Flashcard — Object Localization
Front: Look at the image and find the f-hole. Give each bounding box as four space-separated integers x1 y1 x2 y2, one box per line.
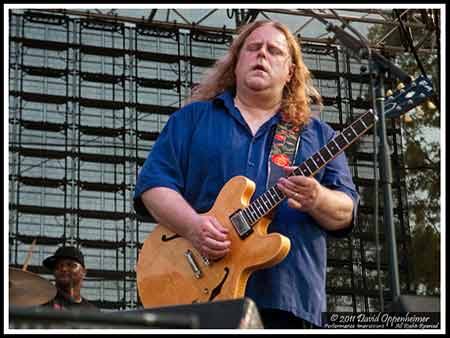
161 234 180 242
209 267 230 301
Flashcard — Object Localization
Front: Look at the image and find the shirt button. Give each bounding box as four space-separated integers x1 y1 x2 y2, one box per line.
248 162 254 167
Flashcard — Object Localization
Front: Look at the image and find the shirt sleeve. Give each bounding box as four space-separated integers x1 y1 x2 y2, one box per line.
133 104 194 220
319 125 360 238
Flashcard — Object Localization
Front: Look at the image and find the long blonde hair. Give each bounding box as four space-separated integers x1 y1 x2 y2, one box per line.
187 20 322 127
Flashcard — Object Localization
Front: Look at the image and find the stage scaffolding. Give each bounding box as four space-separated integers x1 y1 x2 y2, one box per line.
8 9 426 311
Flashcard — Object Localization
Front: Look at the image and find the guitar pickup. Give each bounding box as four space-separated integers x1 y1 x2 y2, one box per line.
230 210 253 239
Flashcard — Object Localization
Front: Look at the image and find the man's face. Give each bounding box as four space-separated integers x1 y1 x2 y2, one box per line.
54 258 85 288
235 24 294 94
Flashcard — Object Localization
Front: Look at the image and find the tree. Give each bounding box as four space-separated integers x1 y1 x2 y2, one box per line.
367 9 440 295
410 225 440 295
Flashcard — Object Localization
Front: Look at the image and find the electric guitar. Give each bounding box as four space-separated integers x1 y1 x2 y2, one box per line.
136 75 434 308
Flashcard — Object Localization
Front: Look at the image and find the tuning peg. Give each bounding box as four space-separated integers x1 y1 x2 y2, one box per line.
396 82 405 90
385 89 393 97
401 114 413 123
425 100 437 111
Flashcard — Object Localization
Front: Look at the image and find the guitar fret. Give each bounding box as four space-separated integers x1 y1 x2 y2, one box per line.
361 111 375 127
292 167 303 176
343 126 358 142
261 203 269 214
327 139 340 155
249 208 259 222
242 209 252 223
252 203 261 217
340 131 350 144
312 152 326 167
334 133 348 149
249 208 259 224
250 203 262 218
257 196 269 211
358 116 368 128
319 147 333 162
244 207 255 224
352 119 366 134
299 163 313 176
242 209 254 225
255 200 267 215
266 190 276 206
273 185 284 200
262 194 273 209
305 158 318 174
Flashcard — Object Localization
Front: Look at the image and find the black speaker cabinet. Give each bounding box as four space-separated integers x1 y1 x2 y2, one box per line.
9 298 263 329
389 295 440 312
127 298 263 329
9 306 199 329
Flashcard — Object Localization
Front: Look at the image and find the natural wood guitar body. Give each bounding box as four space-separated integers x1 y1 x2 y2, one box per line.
136 176 291 308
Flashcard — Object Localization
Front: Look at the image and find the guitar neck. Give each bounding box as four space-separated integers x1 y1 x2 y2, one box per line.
230 75 432 238
240 110 377 226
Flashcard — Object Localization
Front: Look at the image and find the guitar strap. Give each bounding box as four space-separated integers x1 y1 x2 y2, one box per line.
267 118 302 189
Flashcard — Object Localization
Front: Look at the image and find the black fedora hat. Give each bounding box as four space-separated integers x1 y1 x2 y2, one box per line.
43 246 85 271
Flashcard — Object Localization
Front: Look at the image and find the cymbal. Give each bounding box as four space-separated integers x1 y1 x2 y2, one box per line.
9 267 57 307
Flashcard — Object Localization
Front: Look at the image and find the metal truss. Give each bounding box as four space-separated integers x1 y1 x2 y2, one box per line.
39 8 439 55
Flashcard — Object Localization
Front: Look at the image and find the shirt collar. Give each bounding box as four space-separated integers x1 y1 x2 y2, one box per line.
214 90 282 133
213 90 238 118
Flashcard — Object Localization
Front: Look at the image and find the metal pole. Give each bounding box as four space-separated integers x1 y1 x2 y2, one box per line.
374 71 401 302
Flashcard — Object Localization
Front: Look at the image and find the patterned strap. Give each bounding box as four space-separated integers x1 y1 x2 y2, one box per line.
267 119 302 188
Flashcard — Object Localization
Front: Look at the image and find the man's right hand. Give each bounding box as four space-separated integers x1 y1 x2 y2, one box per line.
187 215 231 260
142 187 231 260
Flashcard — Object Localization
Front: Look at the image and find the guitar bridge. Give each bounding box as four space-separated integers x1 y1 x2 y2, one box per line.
184 249 202 279
230 210 253 239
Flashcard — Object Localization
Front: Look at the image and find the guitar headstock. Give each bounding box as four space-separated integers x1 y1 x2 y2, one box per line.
384 75 434 118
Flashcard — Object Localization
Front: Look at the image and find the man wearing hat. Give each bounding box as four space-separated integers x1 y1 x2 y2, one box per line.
42 246 98 311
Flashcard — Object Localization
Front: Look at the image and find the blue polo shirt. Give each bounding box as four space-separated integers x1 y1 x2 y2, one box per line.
134 90 359 327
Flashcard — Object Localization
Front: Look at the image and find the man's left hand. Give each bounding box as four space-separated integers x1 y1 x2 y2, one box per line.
276 166 324 212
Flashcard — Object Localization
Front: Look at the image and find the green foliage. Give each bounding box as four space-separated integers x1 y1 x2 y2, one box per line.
367 9 440 295
409 225 440 294
372 10 440 230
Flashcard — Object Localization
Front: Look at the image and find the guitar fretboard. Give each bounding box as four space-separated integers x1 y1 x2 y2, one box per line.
240 110 376 226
